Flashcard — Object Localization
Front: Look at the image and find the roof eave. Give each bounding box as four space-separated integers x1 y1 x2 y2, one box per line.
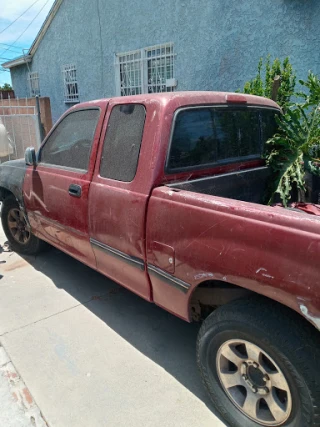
2 0 63 70
2 55 32 69
29 0 63 56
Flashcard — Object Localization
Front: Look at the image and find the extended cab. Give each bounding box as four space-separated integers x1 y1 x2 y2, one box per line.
1 92 319 427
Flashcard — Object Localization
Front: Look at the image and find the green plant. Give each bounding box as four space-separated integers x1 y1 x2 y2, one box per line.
266 72 320 206
0 83 12 91
242 56 296 109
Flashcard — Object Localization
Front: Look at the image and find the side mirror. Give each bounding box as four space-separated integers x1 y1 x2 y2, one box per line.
25 147 37 167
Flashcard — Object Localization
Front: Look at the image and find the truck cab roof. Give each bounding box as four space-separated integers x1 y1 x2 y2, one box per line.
70 91 280 112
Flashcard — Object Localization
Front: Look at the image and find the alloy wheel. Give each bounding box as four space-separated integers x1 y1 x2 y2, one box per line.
216 339 292 426
7 208 31 245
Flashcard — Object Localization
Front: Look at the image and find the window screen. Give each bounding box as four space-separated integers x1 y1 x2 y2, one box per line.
167 107 279 171
28 72 40 97
116 43 175 96
40 109 100 170
63 64 79 103
100 104 146 181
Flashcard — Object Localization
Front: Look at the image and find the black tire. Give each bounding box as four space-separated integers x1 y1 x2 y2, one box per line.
1 195 48 255
197 297 320 427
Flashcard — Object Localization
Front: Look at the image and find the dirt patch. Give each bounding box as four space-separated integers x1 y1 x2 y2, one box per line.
3 258 29 272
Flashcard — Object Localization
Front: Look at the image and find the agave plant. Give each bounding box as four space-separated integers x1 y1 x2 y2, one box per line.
242 56 296 109
266 72 320 206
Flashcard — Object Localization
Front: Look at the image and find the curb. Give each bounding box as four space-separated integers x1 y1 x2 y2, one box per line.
0 344 48 427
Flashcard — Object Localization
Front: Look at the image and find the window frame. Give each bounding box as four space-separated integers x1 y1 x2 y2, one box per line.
99 103 146 182
165 104 280 174
38 107 101 173
62 64 79 103
115 42 176 96
144 43 175 94
28 71 40 97
116 49 143 97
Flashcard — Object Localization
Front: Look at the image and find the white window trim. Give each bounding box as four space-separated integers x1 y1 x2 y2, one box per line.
115 42 177 96
62 64 79 103
115 49 142 97
28 71 40 97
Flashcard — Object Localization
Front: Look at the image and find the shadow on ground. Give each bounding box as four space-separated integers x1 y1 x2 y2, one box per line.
14 247 219 418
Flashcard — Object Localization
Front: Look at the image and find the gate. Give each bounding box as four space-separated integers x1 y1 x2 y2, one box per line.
0 95 42 162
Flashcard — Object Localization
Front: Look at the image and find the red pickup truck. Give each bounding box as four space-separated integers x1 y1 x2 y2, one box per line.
0 92 319 427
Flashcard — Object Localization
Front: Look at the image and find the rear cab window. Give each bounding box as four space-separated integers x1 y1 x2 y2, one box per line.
166 106 279 172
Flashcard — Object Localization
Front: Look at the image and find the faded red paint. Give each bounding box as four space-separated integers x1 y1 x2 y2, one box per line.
22 387 33 405
5 371 17 379
20 92 320 329
146 187 320 321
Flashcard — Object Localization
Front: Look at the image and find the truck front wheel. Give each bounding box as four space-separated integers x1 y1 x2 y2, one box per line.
1 195 47 255
197 297 320 427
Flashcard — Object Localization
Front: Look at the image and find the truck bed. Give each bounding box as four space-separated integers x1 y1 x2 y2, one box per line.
168 166 270 204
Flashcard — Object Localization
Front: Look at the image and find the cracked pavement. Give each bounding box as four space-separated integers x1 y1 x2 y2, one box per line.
0 225 226 427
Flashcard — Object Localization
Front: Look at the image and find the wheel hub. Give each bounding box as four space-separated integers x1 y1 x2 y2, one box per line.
216 339 292 426
17 221 25 231
241 361 270 395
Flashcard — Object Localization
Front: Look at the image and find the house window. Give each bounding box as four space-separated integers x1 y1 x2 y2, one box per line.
118 51 142 96
63 64 79 103
115 43 176 96
145 44 175 93
28 72 40 97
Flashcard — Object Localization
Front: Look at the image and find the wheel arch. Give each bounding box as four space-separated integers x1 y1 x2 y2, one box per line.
0 186 14 202
189 279 320 333
0 159 27 206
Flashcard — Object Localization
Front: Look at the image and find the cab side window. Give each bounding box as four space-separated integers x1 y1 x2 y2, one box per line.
100 104 146 182
40 109 100 171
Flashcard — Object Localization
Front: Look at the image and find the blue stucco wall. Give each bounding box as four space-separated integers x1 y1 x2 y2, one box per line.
9 0 320 123
10 64 29 99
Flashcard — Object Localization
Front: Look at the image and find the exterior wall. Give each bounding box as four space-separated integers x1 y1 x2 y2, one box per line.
9 0 320 123
10 64 29 99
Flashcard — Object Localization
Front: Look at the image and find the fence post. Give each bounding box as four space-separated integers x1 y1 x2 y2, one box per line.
271 75 281 102
35 96 45 143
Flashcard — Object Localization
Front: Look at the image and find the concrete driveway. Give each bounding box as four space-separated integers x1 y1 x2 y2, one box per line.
0 225 226 427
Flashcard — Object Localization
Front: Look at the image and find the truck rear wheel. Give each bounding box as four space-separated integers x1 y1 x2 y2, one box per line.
1 195 47 255
197 297 320 427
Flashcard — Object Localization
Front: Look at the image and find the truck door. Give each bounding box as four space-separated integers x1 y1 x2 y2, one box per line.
88 102 152 300
24 107 105 267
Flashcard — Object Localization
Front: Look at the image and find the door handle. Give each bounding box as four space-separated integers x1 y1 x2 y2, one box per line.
68 184 82 198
